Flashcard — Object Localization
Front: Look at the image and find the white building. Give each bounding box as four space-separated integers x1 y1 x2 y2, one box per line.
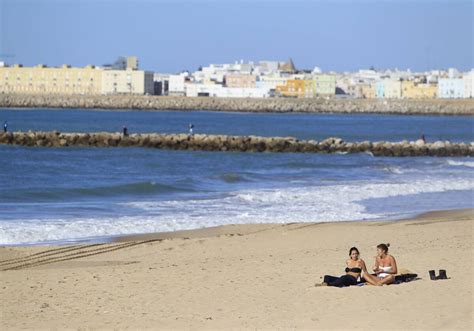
168 73 189 96
463 70 474 98
253 61 280 75
356 69 381 81
257 75 288 90
383 79 402 99
448 68 462 79
218 87 270 98
438 78 464 98
186 83 270 98
185 83 223 97
195 61 254 84
383 69 412 82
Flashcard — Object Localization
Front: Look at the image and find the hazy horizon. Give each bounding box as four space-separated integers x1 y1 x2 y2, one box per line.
1 0 472 73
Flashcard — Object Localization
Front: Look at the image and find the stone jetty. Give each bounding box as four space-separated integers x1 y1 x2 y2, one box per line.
1 94 474 115
1 131 472 157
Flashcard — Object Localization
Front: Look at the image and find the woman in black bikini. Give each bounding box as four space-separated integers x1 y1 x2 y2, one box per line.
316 247 375 287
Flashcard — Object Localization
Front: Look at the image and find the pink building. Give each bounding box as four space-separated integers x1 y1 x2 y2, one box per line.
224 74 257 88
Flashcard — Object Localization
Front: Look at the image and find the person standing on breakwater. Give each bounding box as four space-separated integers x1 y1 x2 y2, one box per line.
3 121 7 133
421 134 426 143
123 125 128 137
188 123 194 137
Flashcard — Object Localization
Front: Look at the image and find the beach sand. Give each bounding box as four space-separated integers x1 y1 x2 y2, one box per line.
1 209 472 330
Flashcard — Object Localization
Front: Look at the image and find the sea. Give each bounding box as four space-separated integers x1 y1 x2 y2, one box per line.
0 108 473 245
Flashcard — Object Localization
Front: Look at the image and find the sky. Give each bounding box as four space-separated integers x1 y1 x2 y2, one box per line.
1 0 472 73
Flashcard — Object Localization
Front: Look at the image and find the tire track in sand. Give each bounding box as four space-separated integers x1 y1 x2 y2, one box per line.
1 240 163 271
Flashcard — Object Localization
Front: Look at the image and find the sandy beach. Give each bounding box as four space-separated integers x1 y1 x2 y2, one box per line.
1 209 472 330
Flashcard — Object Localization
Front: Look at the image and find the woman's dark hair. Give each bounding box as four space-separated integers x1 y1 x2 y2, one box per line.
349 247 360 256
377 243 390 253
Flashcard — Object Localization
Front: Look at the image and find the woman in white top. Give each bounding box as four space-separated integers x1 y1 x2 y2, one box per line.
372 243 398 285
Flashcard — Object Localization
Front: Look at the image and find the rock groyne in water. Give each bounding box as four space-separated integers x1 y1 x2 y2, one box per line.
1 94 474 115
1 131 472 157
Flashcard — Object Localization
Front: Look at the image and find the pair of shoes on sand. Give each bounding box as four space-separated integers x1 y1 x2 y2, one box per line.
429 269 448 280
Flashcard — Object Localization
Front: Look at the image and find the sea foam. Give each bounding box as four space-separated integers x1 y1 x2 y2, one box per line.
1 177 473 245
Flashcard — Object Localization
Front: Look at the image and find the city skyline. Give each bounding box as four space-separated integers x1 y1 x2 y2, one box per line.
1 0 472 73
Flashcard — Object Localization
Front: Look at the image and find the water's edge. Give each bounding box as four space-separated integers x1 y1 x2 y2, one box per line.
3 207 471 247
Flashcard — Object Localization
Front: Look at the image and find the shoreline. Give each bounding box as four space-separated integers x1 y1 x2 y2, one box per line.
1 94 474 115
4 106 474 118
1 208 472 329
2 208 471 247
112 207 473 242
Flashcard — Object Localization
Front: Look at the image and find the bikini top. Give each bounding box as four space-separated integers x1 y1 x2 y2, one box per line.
345 267 362 273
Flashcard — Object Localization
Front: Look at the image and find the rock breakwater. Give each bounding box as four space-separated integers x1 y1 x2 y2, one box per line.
1 131 472 157
1 94 474 115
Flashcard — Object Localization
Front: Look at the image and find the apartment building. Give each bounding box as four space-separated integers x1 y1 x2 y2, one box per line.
0 58 153 95
438 78 464 98
224 74 257 88
401 81 437 99
314 74 336 95
463 70 474 98
348 83 376 99
101 69 154 95
0 64 103 94
168 73 189 96
276 79 305 98
375 79 402 99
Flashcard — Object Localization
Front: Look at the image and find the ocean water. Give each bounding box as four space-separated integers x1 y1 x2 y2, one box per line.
0 109 473 245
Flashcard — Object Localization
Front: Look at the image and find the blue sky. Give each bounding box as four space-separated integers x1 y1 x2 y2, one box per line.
1 0 472 73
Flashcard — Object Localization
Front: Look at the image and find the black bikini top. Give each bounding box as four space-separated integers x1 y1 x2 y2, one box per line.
345 267 362 273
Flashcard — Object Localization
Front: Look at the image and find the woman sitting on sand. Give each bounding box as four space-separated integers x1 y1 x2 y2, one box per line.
317 247 373 287
370 243 398 285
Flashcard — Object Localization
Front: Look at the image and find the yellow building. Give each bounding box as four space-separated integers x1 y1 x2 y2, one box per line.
401 81 437 99
360 83 376 99
304 80 317 98
348 83 376 98
0 64 154 95
302 76 337 98
0 64 102 94
101 69 154 95
126 56 138 70
276 79 306 97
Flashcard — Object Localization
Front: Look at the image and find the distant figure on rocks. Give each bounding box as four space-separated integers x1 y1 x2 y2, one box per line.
421 134 426 143
123 126 128 137
3 121 7 133
188 123 194 137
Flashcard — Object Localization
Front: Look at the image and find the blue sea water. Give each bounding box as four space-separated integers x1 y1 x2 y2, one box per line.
0 109 473 245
